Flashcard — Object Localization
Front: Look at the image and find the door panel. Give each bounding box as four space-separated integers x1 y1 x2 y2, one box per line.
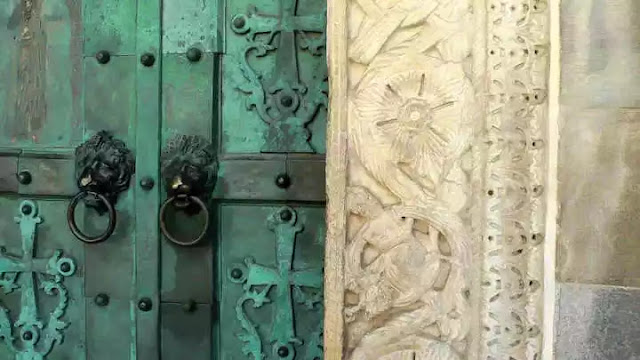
221 0 327 153
218 205 324 360
1 1 139 359
161 302 213 360
0 0 326 358
83 0 137 56
0 198 87 360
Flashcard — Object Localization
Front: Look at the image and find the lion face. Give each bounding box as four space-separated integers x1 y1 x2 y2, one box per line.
160 135 217 201
75 131 135 212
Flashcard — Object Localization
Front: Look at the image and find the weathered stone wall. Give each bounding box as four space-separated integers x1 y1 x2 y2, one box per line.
555 1 640 358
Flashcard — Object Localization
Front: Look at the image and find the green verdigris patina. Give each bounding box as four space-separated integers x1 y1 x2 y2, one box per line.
230 0 327 153
0 201 76 360
0 0 327 357
230 207 323 360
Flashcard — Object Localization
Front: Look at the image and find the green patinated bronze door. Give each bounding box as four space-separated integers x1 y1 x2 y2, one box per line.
0 0 326 359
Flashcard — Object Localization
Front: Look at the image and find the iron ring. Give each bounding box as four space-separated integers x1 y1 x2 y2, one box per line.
159 195 209 246
67 191 117 244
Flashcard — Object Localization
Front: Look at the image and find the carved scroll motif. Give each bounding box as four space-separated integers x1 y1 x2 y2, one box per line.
482 1 548 359
344 1 475 359
331 0 549 359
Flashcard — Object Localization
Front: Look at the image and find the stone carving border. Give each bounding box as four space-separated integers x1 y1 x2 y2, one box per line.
325 0 550 359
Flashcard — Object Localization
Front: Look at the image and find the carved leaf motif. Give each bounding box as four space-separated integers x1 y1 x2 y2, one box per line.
335 0 548 357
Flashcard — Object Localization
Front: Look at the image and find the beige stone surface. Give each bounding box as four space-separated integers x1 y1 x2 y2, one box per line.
558 109 640 286
557 0 640 287
325 0 550 359
560 0 640 108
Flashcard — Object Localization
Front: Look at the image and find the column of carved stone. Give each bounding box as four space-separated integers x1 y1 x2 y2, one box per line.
481 1 548 359
325 0 550 359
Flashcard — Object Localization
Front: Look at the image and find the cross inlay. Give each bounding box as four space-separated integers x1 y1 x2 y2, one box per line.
230 207 322 360
0 200 76 360
231 0 327 153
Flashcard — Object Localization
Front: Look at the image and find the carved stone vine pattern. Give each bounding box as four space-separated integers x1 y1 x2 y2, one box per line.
0 201 76 359
230 0 328 153
340 0 549 359
344 0 475 359
482 1 548 359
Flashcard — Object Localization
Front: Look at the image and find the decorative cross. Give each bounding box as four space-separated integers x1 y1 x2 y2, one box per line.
231 0 327 153
0 200 76 360
230 207 323 360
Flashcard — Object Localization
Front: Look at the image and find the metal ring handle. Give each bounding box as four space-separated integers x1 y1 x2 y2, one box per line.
67 191 117 244
159 195 209 246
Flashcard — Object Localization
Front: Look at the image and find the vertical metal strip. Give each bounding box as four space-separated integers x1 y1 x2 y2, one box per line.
134 0 162 358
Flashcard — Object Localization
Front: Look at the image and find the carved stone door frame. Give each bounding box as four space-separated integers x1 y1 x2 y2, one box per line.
324 0 559 359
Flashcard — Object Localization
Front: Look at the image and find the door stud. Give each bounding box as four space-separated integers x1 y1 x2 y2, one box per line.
275 173 291 189
95 50 111 64
140 53 155 67
140 176 155 190
138 298 152 312
94 293 110 307
17 170 32 185
186 47 202 62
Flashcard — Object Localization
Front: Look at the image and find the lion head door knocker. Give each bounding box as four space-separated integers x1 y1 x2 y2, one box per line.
159 134 217 246
67 131 135 243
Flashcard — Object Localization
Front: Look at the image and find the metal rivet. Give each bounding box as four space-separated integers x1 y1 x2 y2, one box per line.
17 171 32 185
182 300 197 313
140 177 155 190
231 268 243 279
279 209 292 222
277 346 289 357
96 50 111 64
138 297 152 312
275 173 291 189
186 47 202 62
60 262 71 273
22 331 33 341
140 53 155 67
21 204 32 215
280 95 294 108
94 293 110 307
232 16 246 29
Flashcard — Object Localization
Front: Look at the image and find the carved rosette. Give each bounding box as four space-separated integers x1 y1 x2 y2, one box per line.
326 0 549 359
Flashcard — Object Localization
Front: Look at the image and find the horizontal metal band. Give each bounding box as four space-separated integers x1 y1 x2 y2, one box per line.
213 158 326 202
0 154 326 202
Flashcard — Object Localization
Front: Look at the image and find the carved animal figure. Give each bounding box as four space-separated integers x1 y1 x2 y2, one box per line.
160 134 218 201
74 131 135 212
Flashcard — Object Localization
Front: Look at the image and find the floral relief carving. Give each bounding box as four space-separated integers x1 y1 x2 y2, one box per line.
343 0 476 359
330 0 549 358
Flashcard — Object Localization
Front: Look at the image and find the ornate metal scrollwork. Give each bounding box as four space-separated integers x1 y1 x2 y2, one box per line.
67 131 135 243
229 207 323 360
0 200 76 359
159 134 217 246
230 0 328 153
